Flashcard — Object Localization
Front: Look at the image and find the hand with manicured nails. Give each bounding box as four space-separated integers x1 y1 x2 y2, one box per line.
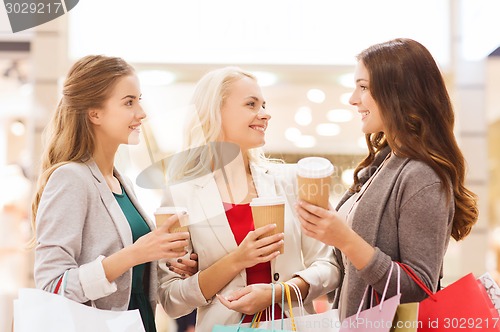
217 283 274 315
295 200 352 248
296 199 375 270
229 224 284 271
165 253 199 278
102 214 190 283
218 276 310 316
132 213 190 264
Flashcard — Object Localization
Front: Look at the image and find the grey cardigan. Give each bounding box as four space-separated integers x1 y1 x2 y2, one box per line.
34 160 158 311
333 151 454 318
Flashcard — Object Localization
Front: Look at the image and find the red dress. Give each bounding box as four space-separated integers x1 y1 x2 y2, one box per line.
224 202 283 323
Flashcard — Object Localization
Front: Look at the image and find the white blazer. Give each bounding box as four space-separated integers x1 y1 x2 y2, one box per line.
158 162 340 332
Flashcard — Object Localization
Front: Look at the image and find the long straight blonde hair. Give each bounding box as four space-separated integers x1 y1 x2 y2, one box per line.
29 55 134 247
168 66 273 183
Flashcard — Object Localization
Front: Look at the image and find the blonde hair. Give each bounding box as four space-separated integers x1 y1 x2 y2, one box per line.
29 55 134 247
168 66 272 183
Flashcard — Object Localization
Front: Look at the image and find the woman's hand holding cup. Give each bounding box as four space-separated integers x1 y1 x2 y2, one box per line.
132 213 189 264
230 224 284 271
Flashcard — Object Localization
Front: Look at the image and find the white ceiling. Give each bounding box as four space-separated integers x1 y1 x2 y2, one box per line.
135 63 366 156
68 0 452 66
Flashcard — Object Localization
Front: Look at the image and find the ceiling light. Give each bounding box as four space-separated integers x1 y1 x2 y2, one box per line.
338 73 355 88
252 71 278 87
357 136 367 149
137 70 175 86
19 83 33 96
327 109 354 123
285 127 302 142
10 120 25 137
340 92 352 106
294 135 316 148
341 168 355 186
10 120 26 136
316 123 340 136
294 106 312 126
307 89 325 104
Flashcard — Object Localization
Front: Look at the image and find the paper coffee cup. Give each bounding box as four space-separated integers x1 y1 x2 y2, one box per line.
250 196 285 254
297 157 334 209
154 206 188 252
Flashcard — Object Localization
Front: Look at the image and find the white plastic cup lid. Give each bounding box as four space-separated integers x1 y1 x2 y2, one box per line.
154 206 188 215
297 157 334 178
249 196 286 207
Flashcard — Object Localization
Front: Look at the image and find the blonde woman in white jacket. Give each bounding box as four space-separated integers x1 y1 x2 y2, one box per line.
158 66 341 331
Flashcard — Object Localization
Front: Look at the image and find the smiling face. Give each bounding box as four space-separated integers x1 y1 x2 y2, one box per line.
349 61 385 134
219 76 270 151
90 74 146 146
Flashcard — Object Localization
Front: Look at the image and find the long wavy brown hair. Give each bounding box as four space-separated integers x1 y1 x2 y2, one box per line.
29 55 134 247
352 38 478 241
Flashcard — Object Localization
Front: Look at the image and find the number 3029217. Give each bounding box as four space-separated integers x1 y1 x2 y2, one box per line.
5 2 63 14
443 317 499 329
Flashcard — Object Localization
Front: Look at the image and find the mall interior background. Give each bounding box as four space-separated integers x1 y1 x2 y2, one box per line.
1 0 500 330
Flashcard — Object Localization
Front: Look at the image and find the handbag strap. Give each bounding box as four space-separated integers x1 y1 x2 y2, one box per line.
279 282 285 330
372 262 403 306
271 283 276 331
282 282 297 331
53 270 97 307
249 311 262 328
52 277 63 294
250 282 286 329
287 282 305 317
396 262 438 301
396 262 401 295
379 262 398 309
53 270 69 297
356 262 395 318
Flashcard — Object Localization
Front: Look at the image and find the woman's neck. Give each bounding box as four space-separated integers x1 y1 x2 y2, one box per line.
92 142 118 177
93 143 123 194
241 149 250 174
214 149 256 204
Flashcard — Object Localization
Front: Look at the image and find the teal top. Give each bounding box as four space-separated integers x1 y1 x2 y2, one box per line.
113 185 157 332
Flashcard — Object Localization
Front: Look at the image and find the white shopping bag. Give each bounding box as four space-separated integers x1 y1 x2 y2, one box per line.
240 282 341 332
478 272 500 316
248 309 341 332
13 288 145 332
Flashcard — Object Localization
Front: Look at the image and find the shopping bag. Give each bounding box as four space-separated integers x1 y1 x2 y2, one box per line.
13 288 145 332
390 302 419 332
397 262 500 332
478 272 500 316
341 262 401 332
212 324 289 332
212 283 294 332
286 282 341 332
248 282 341 332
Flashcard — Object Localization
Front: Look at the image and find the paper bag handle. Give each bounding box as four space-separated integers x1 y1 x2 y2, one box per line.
286 282 305 317
248 282 287 330
356 261 397 318
281 282 297 331
396 261 438 301
52 270 68 297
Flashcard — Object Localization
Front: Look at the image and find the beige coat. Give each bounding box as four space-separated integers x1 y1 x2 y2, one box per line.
34 160 158 311
158 162 341 332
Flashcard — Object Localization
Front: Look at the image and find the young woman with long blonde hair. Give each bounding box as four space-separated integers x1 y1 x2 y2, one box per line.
32 55 191 332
